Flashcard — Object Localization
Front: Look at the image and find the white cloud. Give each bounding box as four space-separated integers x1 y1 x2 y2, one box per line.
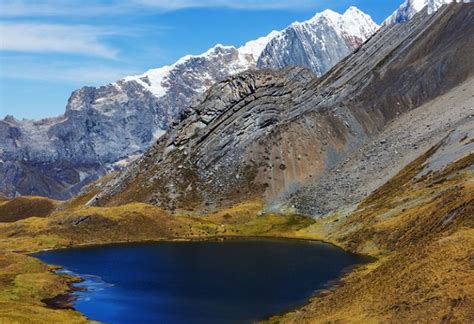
0 0 323 17
0 56 138 84
0 0 129 17
0 23 119 59
134 0 320 10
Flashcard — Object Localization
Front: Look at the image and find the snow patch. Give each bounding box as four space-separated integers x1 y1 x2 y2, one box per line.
123 44 243 98
78 171 89 182
306 6 379 40
112 154 142 169
238 30 280 60
153 128 166 140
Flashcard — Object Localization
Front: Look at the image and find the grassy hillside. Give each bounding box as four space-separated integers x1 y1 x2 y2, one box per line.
0 197 58 223
267 151 474 323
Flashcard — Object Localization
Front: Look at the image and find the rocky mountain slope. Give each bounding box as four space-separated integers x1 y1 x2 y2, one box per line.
0 45 260 200
290 76 474 216
91 3 473 213
0 7 378 200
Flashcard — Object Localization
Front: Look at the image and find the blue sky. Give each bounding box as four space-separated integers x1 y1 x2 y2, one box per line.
0 0 402 120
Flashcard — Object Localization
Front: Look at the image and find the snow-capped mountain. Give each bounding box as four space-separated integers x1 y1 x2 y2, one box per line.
384 0 471 25
121 42 266 104
257 7 379 76
0 6 378 199
0 44 264 199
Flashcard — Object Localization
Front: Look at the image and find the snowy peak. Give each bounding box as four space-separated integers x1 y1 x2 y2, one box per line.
384 0 471 25
307 6 379 34
121 7 378 99
122 6 378 99
257 6 379 76
341 6 381 38
384 0 433 24
306 9 340 23
122 34 281 100
290 6 379 46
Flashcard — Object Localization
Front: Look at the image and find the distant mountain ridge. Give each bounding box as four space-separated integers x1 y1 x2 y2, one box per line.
0 6 379 199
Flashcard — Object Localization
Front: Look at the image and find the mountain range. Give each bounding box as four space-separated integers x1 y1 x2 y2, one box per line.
0 6 379 199
1 1 469 200
90 2 473 214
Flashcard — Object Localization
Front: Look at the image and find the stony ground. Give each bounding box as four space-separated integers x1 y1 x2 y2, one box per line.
290 77 474 216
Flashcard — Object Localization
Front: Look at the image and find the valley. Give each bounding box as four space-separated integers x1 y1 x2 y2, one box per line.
0 1 472 323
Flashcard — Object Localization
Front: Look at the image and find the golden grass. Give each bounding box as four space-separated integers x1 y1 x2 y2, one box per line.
0 252 90 323
0 199 316 253
0 197 317 323
267 151 474 323
0 196 58 223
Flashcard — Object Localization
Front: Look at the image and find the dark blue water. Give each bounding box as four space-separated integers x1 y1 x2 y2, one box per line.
33 239 366 323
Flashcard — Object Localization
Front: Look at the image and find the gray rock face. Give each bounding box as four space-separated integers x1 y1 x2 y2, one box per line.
257 7 379 76
91 66 319 210
0 7 378 199
92 4 474 213
0 80 160 199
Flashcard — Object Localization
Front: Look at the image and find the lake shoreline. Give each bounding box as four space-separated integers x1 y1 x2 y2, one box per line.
29 234 348 254
33 235 374 322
